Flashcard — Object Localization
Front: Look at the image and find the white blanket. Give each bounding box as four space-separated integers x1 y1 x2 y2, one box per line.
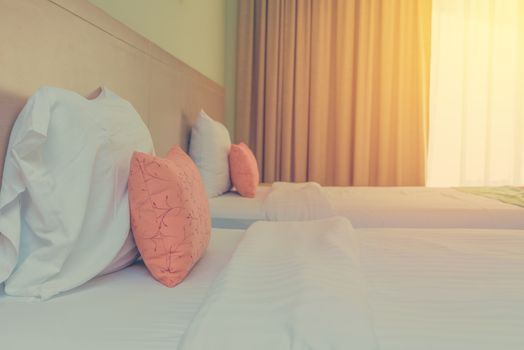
179 217 377 350
263 182 335 221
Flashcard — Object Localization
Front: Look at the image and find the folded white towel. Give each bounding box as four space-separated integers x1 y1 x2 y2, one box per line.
263 181 336 221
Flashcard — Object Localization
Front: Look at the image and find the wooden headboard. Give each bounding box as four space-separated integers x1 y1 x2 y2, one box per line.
0 0 224 184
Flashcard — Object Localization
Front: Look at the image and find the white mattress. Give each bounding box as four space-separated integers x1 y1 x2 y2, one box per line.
0 229 244 350
209 186 524 229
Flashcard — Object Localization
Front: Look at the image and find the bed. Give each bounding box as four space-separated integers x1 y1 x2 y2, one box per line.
0 229 244 350
2 1 523 349
210 185 524 229
2 221 523 349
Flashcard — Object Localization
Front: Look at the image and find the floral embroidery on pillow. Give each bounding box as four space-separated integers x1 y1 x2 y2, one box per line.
128 147 211 287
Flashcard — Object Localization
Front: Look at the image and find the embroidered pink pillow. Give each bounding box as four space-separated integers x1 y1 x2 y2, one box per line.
229 143 259 198
128 146 211 287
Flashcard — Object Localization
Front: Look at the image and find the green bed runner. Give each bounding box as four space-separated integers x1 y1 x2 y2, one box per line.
456 186 524 208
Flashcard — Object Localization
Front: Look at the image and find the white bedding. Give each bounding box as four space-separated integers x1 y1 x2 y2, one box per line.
182 219 524 349
209 185 524 229
179 218 376 350
2 223 523 349
0 86 154 298
359 227 524 349
0 229 244 350
210 186 270 229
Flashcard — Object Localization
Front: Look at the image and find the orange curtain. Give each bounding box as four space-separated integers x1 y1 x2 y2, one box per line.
235 0 432 186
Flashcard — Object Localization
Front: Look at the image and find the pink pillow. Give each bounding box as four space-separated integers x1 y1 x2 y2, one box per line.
229 143 259 198
128 146 211 287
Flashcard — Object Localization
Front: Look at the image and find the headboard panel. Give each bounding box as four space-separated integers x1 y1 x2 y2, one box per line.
0 0 224 183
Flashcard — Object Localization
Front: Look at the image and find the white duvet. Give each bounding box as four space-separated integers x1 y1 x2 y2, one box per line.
180 219 524 350
179 218 377 350
1 217 523 349
0 86 154 299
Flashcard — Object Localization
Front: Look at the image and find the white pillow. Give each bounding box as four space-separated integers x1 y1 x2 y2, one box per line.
0 86 154 299
189 110 231 198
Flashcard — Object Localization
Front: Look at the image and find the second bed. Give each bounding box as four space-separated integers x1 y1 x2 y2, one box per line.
210 185 524 229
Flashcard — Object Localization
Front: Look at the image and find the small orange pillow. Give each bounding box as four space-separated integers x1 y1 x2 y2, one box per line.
128 146 211 287
229 143 259 198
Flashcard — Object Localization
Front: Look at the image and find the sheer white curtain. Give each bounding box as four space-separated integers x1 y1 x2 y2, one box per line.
427 0 524 186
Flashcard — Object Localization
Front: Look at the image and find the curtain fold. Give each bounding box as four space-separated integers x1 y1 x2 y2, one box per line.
427 0 524 186
236 0 432 186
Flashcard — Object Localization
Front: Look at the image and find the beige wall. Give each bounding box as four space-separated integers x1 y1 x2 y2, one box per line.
89 0 226 86
224 0 238 140
0 0 225 183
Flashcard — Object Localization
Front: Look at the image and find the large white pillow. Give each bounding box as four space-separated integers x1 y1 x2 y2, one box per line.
189 110 231 198
0 86 154 299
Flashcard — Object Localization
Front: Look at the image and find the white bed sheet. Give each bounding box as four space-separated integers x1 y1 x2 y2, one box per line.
0 229 244 350
358 227 524 349
2 223 523 349
209 186 524 229
209 186 270 229
184 222 524 349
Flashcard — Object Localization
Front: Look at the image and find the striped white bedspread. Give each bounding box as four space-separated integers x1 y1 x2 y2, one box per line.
179 217 378 350
180 220 524 349
358 228 524 350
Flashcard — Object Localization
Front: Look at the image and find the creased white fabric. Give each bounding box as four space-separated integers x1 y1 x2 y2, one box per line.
0 86 153 299
263 182 335 221
179 217 377 350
